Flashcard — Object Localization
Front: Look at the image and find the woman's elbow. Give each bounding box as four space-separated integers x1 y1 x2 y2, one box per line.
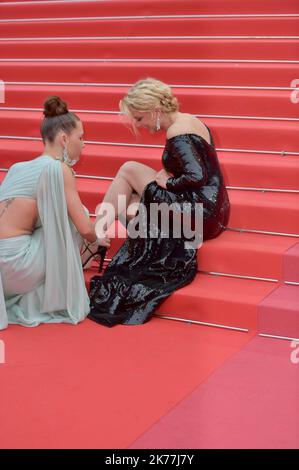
190 175 207 188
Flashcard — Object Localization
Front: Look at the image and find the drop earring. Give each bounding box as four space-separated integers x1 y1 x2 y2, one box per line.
62 145 76 168
156 116 161 132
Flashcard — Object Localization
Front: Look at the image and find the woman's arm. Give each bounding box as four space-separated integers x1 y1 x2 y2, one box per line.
62 163 97 243
165 135 208 192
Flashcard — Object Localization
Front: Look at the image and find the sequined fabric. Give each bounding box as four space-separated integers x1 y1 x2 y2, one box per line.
88 130 230 327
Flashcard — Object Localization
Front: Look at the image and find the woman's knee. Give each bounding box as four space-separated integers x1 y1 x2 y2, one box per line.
117 161 138 179
117 161 157 193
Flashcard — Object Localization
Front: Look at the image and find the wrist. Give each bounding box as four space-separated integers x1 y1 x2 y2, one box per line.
84 233 97 245
89 237 103 247
166 177 173 189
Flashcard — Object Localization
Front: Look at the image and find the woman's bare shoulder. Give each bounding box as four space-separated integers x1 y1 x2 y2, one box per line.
166 114 210 143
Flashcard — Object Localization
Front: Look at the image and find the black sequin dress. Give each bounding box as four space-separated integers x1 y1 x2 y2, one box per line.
88 128 230 327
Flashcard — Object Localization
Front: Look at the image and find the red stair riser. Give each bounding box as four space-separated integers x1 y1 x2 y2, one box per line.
1 62 298 87
1 18 299 38
1 0 299 20
0 39 298 60
0 112 297 152
2 86 297 118
1 141 299 190
258 284 299 338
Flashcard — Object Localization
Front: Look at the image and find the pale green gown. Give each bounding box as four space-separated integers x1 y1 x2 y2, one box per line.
0 155 90 330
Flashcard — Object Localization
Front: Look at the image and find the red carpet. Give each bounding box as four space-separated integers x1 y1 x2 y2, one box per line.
130 336 299 449
0 319 252 448
0 0 298 448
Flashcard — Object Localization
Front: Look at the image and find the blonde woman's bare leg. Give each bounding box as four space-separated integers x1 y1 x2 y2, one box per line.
118 191 141 226
95 162 157 235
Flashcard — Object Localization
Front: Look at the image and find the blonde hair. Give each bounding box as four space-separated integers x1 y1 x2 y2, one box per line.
119 77 179 115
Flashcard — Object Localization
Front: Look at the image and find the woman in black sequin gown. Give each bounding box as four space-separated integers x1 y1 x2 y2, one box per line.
88 78 230 327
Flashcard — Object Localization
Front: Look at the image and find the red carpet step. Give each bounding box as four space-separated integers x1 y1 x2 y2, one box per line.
258 284 299 339
1 61 298 88
2 84 297 118
1 0 299 20
284 242 299 283
1 39 298 61
1 139 299 190
84 267 276 331
1 17 299 38
0 110 297 152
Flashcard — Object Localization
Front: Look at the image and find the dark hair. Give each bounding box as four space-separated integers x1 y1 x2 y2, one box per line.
40 96 80 143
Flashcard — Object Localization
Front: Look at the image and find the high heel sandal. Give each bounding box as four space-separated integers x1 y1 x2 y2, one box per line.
82 243 107 273
95 245 108 273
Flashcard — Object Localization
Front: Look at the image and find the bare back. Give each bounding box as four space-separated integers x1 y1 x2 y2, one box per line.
0 156 95 243
0 198 38 238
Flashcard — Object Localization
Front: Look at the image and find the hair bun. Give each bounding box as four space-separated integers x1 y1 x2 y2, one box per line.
43 96 68 118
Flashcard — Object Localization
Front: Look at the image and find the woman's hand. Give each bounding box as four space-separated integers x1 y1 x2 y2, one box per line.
94 218 111 248
96 233 111 248
155 169 171 189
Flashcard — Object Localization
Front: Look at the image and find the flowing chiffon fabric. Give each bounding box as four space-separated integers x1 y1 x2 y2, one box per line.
0 156 90 329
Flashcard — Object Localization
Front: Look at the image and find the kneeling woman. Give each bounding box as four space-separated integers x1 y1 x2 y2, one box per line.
0 96 109 330
89 78 230 327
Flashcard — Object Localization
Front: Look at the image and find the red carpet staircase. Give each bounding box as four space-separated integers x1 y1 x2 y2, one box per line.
0 0 298 337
